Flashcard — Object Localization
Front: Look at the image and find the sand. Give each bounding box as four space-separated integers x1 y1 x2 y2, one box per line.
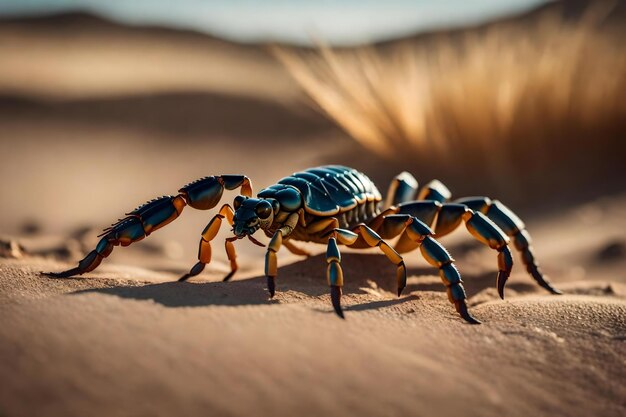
1 193 625 417
1 8 625 417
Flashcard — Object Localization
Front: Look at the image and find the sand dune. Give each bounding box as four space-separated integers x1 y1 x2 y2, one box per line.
0 91 333 140
1 241 625 417
1 3 625 417
0 12 297 101
2 192 625 417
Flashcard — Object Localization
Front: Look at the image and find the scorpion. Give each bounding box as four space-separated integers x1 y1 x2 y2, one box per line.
46 165 560 323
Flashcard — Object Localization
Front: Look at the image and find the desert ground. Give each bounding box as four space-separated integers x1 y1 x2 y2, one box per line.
1 4 625 417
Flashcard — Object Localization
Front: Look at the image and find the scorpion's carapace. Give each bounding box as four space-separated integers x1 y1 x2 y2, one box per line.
45 165 561 323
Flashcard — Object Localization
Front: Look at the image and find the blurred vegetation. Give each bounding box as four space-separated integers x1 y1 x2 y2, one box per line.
275 1 626 208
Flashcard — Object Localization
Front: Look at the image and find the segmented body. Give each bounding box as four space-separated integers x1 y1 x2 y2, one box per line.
259 165 382 243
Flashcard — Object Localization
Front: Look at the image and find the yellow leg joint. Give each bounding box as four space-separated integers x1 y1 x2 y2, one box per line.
225 239 238 276
379 241 403 264
327 261 344 287
265 250 277 277
268 230 283 252
218 204 235 224
198 239 212 263
172 195 187 214
225 239 236 262
241 179 253 197
202 216 223 241
335 229 359 245
358 225 383 247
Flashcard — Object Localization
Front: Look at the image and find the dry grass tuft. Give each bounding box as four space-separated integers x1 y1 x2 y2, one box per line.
273 2 626 199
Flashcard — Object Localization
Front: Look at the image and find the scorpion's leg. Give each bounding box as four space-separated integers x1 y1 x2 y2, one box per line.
46 174 252 278
417 179 452 203
419 234 480 324
431 203 514 299
325 230 359 318
410 195 558 296
300 217 352 316
301 217 359 317
455 197 560 294
413 178 558 294
178 204 238 282
367 213 480 324
384 171 419 208
350 224 408 297
389 198 527 298
265 212 300 297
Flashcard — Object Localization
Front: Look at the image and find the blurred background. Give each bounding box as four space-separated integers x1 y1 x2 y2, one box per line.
0 0 624 268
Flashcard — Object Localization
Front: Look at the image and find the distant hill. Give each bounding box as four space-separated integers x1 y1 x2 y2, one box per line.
1 0 622 101
373 0 625 49
1 0 624 50
0 9 297 101
0 10 253 49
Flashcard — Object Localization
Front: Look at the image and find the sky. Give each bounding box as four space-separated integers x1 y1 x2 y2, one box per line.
0 0 549 45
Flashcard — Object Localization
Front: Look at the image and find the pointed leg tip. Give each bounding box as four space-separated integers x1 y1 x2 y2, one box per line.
42 270 74 279
540 280 562 295
545 284 562 295
459 307 482 324
496 272 508 300
266 276 276 298
455 300 481 324
330 285 344 319
178 275 190 282
222 272 235 282
532 271 561 295
397 287 405 297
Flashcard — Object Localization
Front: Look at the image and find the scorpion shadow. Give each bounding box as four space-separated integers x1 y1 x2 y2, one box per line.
72 252 537 310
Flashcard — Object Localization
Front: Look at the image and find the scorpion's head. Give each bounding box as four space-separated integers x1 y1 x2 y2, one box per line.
232 196 278 237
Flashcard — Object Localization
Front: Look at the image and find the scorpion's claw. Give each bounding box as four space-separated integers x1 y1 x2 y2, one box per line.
454 300 481 325
267 276 275 298
330 285 345 319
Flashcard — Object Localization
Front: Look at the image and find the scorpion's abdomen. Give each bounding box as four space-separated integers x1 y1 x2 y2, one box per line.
274 165 382 217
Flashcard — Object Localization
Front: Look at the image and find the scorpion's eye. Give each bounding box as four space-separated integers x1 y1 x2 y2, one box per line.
255 201 273 219
233 195 246 209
